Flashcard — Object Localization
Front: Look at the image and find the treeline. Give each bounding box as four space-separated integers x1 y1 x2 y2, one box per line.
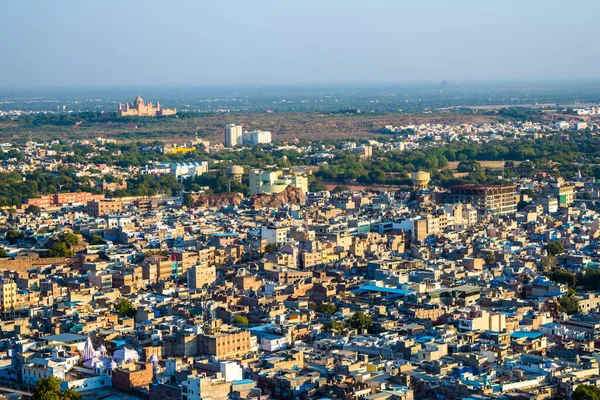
0 170 101 207
494 107 543 122
546 268 600 291
316 133 600 186
6 111 184 127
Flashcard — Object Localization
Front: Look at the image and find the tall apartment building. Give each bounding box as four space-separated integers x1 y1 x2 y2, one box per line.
224 124 243 147
449 184 517 216
551 184 575 207
0 279 18 311
249 169 308 195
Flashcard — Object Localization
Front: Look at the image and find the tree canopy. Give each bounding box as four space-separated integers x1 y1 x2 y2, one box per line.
32 376 82 400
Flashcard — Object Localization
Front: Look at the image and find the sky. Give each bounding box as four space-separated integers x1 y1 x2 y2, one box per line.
1 0 599 88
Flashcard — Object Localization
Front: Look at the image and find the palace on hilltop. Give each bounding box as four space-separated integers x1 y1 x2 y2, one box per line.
117 95 176 117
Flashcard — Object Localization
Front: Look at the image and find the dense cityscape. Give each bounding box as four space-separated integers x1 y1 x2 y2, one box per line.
0 92 599 400
3 1 600 400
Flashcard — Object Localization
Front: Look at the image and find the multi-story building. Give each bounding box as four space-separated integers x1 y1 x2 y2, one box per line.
224 124 243 147
550 184 575 206
249 169 308 195
182 373 232 400
458 307 507 332
261 225 290 245
25 192 105 208
449 184 517 216
86 199 123 217
0 279 17 311
243 130 272 145
354 145 373 159
187 264 217 290
112 363 153 392
198 329 252 359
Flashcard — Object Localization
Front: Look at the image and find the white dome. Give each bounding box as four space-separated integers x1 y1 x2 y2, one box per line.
113 347 139 364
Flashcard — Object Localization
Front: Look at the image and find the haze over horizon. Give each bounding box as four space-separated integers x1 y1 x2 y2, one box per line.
2 0 599 89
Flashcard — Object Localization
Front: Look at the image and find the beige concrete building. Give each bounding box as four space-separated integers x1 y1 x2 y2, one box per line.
86 199 123 217
458 307 506 332
187 264 217 289
198 329 252 359
249 169 308 195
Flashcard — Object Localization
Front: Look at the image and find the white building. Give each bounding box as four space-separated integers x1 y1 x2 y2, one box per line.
224 124 243 147
219 361 243 382
261 225 290 245
243 130 272 145
22 358 66 386
171 162 209 180
258 335 288 352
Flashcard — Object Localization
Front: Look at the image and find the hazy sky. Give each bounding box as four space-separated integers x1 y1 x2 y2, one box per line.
1 0 598 88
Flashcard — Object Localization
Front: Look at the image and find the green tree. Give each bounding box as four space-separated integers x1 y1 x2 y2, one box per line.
573 384 600 400
308 178 328 192
183 194 195 208
25 205 41 215
264 243 279 254
317 303 338 315
49 241 73 257
348 311 373 332
5 228 25 245
541 256 556 270
547 241 565 256
232 315 249 325
546 268 577 287
331 185 351 194
115 299 136 317
484 251 496 265
0 247 7 258
61 233 79 248
89 234 104 246
558 293 579 315
517 200 530 210
325 320 345 335
33 376 82 400
47 233 80 257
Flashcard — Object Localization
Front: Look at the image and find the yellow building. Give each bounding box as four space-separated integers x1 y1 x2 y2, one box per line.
118 95 176 117
0 279 17 311
249 169 308 195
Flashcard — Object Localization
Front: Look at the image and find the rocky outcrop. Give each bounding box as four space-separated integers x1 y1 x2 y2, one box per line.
250 185 306 208
190 192 243 208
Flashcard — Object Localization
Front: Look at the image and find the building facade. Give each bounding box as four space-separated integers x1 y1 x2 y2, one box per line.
249 170 308 195
118 95 176 117
243 130 272 145
224 124 243 147
86 199 123 217
449 184 517 216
